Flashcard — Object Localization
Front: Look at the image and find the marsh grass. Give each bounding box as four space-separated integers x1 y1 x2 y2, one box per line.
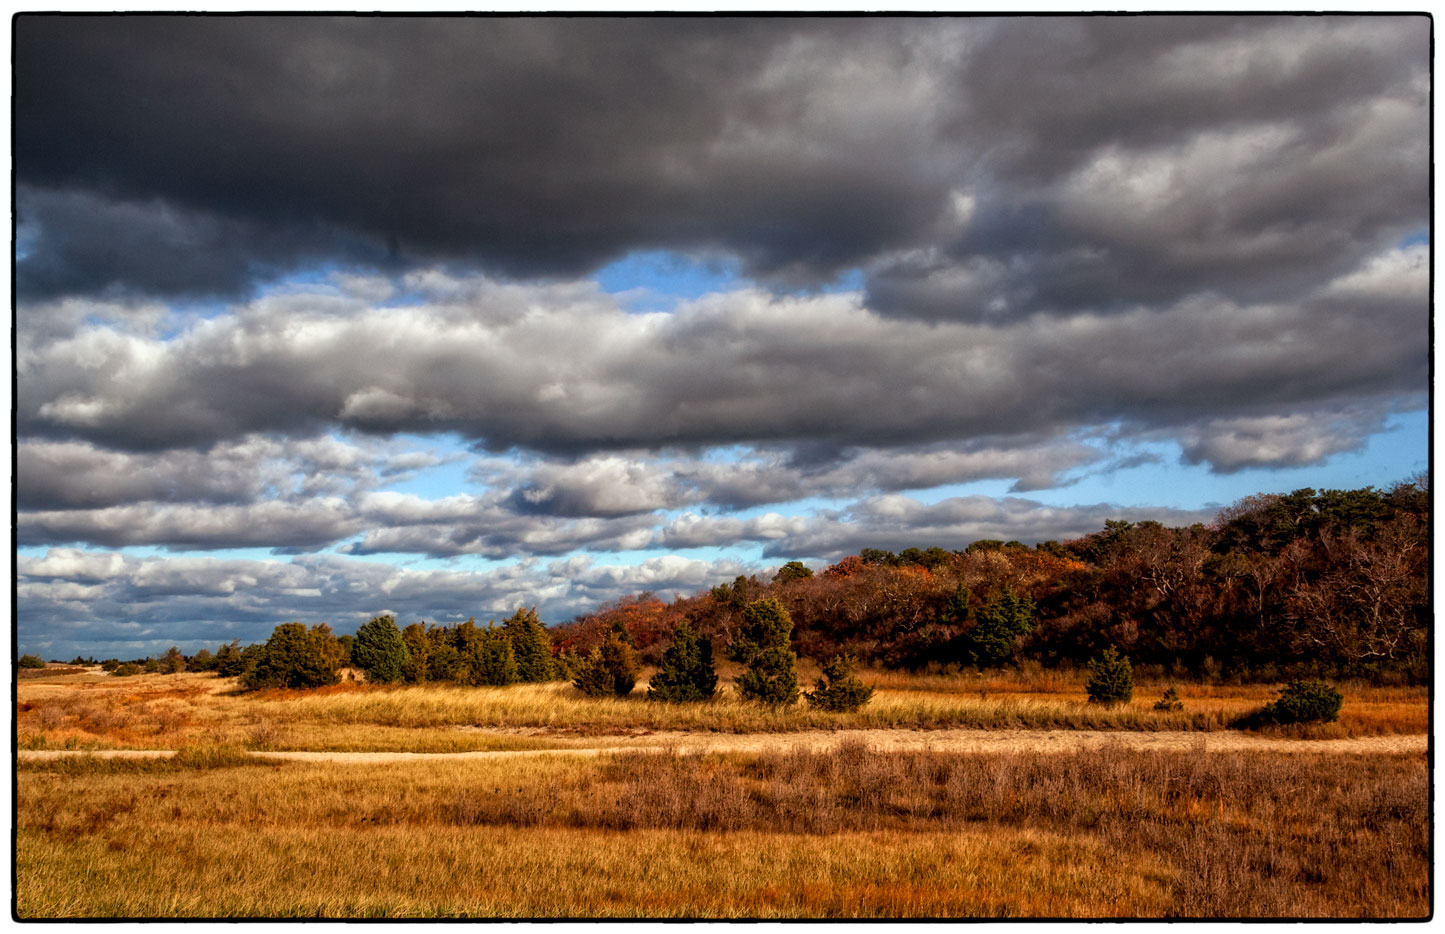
17 671 1425 753
16 744 1426 918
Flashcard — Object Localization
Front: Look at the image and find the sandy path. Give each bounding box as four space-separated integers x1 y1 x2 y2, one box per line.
18 729 1427 764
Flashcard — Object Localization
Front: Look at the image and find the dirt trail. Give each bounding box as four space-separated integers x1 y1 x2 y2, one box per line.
18 728 1427 764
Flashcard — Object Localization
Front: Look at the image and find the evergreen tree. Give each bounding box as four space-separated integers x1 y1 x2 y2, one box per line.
335 634 354 667
1258 679 1343 724
574 633 639 697
773 561 814 583
457 623 518 686
400 623 430 683
1085 646 1134 706
647 621 718 702
158 646 186 674
215 640 246 677
353 614 409 684
502 607 556 682
426 621 464 682
186 648 216 672
964 587 1035 667
1153 685 1184 712
242 623 344 690
805 653 874 712
729 598 800 705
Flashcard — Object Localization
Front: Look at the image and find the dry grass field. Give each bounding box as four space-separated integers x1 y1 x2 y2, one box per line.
14 666 1431 918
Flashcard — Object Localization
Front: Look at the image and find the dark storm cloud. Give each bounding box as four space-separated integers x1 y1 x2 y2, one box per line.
16 15 1427 323
869 16 1428 320
16 16 956 299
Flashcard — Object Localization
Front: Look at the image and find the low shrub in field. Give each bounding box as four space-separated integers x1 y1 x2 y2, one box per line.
1085 647 1133 705
1153 686 1184 712
647 622 717 703
574 634 639 698
805 653 874 712
111 663 142 677
18 655 45 669
1257 679 1343 725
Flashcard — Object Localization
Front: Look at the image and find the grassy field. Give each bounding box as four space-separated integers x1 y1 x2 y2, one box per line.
16 667 1428 753
14 667 1431 918
16 743 1428 918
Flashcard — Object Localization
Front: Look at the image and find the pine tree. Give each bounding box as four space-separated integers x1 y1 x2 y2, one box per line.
964 587 1035 667
1085 646 1134 705
242 623 343 690
647 621 718 702
400 622 430 683
574 633 639 697
353 614 409 684
159 646 186 674
805 653 874 712
502 607 556 682
215 639 247 677
729 598 800 705
1153 685 1184 711
186 647 216 672
457 624 518 686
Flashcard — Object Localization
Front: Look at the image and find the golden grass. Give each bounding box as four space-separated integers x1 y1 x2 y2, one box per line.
16 745 1426 918
17 669 1425 754
18 825 1176 918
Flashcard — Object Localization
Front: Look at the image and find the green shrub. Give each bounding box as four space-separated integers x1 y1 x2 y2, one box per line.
647 622 718 703
186 648 216 672
111 663 142 677
353 614 409 684
1153 685 1184 712
214 640 249 677
17 654 45 669
574 634 639 698
772 561 814 583
400 623 431 683
964 587 1035 668
242 623 344 690
458 624 518 687
1085 646 1133 705
1258 679 1343 724
729 598 800 706
502 607 557 682
805 653 874 712
158 646 186 674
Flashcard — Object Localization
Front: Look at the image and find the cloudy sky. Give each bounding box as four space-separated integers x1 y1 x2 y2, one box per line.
14 15 1429 660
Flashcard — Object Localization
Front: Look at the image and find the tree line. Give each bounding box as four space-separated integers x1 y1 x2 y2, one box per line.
53 477 1427 690
553 478 1429 685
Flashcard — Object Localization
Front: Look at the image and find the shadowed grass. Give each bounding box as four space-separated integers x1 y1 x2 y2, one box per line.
16 744 1427 919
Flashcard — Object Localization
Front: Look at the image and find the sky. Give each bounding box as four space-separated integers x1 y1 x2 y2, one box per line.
13 14 1430 661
